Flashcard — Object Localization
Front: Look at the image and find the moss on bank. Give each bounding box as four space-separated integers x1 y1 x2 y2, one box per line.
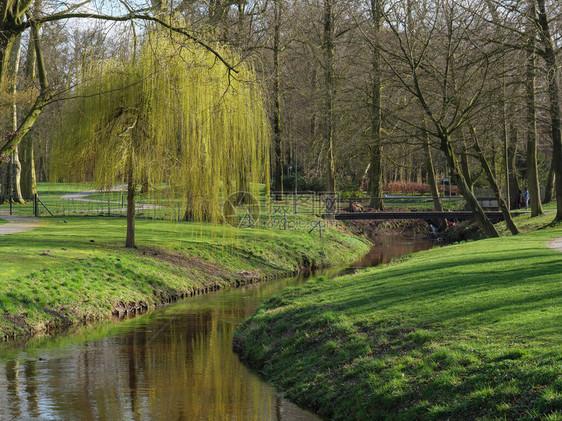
0 217 369 340
234 222 562 420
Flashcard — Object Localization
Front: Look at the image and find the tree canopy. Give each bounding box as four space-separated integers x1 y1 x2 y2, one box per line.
51 33 270 245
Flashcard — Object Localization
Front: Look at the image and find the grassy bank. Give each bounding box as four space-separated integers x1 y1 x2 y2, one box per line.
234 220 562 420
0 216 369 340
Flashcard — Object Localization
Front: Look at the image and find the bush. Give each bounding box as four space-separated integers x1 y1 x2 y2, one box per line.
382 182 460 196
384 182 431 195
282 175 327 192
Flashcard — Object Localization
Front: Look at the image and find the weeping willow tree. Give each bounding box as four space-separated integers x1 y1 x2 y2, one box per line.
52 34 270 248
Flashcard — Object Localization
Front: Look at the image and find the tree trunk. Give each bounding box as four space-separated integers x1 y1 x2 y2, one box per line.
126 153 136 248
508 126 520 207
368 0 384 210
536 0 562 221
525 1 543 217
501 96 510 209
472 129 519 235
0 162 9 203
459 129 475 194
323 0 336 194
9 35 24 204
544 160 555 204
20 135 36 199
424 123 443 212
441 133 499 238
0 32 18 89
272 0 283 198
10 149 24 203
20 22 38 199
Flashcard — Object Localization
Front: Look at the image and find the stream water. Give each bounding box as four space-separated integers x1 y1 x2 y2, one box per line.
0 235 436 420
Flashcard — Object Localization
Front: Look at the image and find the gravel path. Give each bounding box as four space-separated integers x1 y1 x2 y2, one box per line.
0 186 161 236
0 210 42 236
60 185 161 212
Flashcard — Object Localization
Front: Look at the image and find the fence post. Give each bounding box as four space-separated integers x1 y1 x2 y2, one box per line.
283 212 287 230
9 195 12 216
34 194 38 217
108 198 111 216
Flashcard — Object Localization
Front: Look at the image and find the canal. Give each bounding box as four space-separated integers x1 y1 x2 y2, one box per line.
0 236 435 420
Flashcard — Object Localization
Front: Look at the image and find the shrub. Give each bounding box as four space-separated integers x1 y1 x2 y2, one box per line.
384 182 431 195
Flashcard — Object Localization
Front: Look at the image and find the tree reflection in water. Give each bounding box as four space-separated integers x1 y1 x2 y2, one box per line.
0 235 435 420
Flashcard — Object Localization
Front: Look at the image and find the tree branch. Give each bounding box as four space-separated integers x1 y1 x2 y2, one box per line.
33 11 239 73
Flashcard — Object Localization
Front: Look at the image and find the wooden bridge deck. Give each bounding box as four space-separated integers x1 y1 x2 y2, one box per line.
334 211 524 221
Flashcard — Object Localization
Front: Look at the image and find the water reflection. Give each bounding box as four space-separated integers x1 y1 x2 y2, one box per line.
0 235 435 420
352 235 437 269
0 282 322 420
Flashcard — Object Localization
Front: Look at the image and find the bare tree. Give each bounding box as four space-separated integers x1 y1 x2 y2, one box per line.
525 0 544 216
322 0 337 194
378 0 502 236
534 0 562 221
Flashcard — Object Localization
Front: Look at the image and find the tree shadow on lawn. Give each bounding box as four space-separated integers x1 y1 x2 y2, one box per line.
290 250 562 339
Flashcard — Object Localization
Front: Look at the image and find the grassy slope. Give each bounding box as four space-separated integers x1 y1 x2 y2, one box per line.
0 216 369 340
234 215 562 420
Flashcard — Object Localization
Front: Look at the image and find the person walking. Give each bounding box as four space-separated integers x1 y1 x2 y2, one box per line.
524 187 530 210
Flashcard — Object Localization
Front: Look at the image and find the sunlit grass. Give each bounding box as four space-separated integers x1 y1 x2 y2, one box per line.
0 216 369 339
235 225 562 420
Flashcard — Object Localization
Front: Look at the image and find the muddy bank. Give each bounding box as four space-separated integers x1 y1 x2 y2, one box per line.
342 210 483 242
344 218 432 239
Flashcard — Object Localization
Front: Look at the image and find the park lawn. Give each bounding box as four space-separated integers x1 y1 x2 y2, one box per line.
495 207 558 235
234 225 562 420
0 219 6 225
0 216 369 340
5 182 96 217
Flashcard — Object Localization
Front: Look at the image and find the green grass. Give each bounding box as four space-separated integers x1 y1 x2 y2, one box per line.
496 207 558 235
0 219 6 225
0 216 369 340
234 225 562 420
3 182 96 217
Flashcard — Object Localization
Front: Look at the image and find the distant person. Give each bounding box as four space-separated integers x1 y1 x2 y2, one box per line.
516 189 522 209
429 224 437 235
524 187 530 210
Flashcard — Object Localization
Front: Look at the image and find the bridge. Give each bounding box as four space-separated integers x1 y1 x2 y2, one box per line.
334 210 525 222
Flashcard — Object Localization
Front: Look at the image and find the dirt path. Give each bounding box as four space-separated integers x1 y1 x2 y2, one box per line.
546 237 562 252
0 210 42 236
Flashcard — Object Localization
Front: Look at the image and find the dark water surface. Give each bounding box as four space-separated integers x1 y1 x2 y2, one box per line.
0 236 435 420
